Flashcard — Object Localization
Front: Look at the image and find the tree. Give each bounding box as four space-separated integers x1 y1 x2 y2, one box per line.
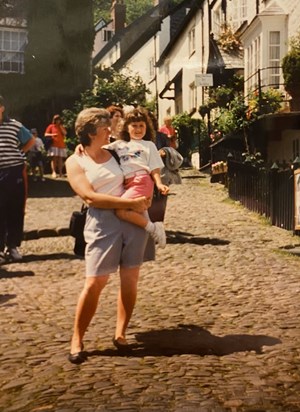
92 0 185 25
21 0 94 128
282 32 300 111
62 67 150 148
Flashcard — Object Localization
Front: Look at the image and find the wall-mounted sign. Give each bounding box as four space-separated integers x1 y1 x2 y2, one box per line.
195 73 213 87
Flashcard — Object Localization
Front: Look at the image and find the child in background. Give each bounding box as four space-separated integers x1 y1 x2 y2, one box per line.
28 128 45 181
105 107 169 248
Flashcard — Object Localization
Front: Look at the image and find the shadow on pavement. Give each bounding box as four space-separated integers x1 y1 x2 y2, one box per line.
167 230 230 246
85 324 281 360
27 176 75 198
0 268 34 278
0 293 17 304
182 175 207 179
21 253 79 262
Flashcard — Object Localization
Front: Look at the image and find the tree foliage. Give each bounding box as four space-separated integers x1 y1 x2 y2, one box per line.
62 67 150 146
24 0 94 109
92 0 184 25
282 31 300 96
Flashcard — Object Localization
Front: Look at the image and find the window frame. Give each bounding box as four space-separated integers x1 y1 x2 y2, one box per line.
0 27 27 74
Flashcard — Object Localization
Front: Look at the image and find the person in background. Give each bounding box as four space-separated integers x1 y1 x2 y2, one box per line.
27 128 45 181
106 105 124 142
148 111 170 222
44 114 67 178
66 107 152 364
0 95 35 264
159 115 178 149
148 111 170 151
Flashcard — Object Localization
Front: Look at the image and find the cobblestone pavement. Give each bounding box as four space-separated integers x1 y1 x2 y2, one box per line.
1 170 300 412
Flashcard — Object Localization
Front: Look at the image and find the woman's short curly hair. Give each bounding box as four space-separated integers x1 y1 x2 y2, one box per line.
75 107 111 147
120 107 155 142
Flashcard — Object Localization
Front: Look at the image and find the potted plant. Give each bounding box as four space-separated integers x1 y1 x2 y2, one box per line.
282 33 300 111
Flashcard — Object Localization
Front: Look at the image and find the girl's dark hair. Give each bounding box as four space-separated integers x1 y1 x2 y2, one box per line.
120 107 155 142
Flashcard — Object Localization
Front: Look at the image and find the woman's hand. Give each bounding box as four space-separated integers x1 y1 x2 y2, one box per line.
129 196 151 213
75 144 84 155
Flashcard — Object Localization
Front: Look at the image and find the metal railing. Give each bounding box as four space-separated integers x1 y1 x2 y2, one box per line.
227 159 297 233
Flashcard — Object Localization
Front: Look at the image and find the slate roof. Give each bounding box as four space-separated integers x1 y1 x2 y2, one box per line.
93 0 195 70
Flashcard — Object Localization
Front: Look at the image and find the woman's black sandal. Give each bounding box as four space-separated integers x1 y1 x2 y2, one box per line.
68 343 86 364
112 337 132 353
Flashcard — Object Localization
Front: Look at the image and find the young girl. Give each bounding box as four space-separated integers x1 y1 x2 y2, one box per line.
105 107 169 247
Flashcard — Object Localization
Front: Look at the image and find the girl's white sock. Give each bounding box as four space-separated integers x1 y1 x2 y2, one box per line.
145 221 155 234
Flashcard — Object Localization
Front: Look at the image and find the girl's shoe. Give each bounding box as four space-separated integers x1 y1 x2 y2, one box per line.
151 222 166 248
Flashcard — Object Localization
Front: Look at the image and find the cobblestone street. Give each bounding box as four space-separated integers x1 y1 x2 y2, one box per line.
0 169 300 412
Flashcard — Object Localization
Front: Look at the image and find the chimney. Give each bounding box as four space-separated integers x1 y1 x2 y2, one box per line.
111 0 126 33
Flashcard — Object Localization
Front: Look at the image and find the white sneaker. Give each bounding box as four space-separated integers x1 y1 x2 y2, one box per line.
151 222 166 248
6 248 23 262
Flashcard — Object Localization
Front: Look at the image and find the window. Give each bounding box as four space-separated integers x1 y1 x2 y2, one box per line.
213 6 223 36
0 28 27 73
188 26 195 56
229 0 247 30
189 82 196 111
245 35 261 95
165 60 170 82
102 30 112 42
149 57 155 78
268 31 280 88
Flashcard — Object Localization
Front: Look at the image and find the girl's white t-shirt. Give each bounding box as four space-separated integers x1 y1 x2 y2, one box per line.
105 139 164 177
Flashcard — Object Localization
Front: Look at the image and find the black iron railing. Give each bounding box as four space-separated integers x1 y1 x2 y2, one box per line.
227 160 298 233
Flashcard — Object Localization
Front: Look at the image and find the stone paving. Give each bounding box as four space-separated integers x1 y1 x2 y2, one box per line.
1 170 300 412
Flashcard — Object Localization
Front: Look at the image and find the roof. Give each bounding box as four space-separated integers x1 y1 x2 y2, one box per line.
156 0 203 66
93 0 194 70
207 34 244 74
259 2 286 16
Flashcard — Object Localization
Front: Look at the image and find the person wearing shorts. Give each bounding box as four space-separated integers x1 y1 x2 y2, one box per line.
65 107 151 364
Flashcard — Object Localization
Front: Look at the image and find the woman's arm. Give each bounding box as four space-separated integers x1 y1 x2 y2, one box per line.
66 155 149 213
22 136 36 153
60 125 67 136
44 124 57 137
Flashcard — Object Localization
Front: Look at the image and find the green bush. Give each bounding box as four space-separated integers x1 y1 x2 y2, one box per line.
282 32 300 95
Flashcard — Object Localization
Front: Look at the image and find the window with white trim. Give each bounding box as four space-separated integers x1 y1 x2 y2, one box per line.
268 31 280 88
188 26 195 56
149 57 155 78
213 6 223 37
165 60 170 82
189 82 196 111
229 0 247 30
0 28 27 73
